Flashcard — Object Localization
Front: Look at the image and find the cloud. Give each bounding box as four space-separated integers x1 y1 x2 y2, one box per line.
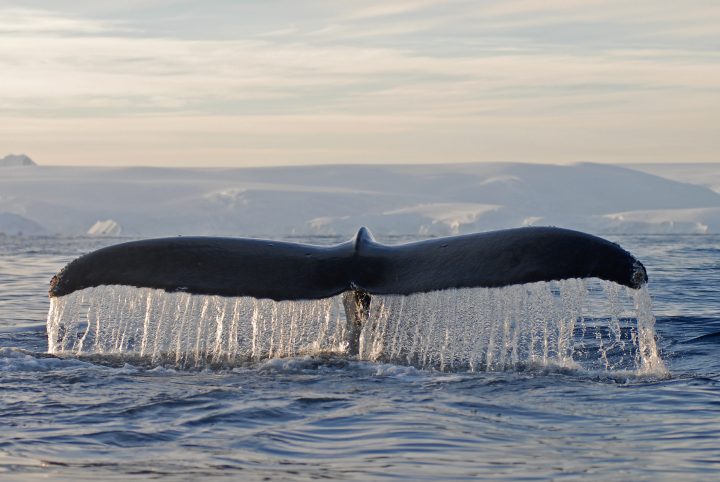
0 8 130 34
341 0 448 20
0 3 717 166
2 30 716 115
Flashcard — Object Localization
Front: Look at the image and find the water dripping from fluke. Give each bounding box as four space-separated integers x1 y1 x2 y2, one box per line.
46 227 665 375
46 279 667 376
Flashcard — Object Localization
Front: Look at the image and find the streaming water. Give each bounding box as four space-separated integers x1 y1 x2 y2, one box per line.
46 280 665 375
360 282 665 375
48 289 349 367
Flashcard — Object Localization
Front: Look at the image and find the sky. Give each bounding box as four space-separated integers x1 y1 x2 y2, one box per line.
0 0 718 167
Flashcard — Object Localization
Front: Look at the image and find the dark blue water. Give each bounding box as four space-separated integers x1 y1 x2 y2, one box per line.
1 235 719 481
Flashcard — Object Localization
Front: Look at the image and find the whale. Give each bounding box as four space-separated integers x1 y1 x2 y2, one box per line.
49 226 647 355
50 226 646 299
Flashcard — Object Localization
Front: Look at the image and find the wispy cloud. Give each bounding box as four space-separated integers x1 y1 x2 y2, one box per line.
2 31 715 111
0 8 130 34
0 2 718 166
341 0 448 20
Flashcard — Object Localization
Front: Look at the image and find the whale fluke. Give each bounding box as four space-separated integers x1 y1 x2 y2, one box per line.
49 227 647 300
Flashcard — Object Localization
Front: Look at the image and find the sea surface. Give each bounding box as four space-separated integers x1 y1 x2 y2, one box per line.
1 234 719 481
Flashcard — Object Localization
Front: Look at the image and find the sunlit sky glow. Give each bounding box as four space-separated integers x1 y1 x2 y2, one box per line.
0 0 718 166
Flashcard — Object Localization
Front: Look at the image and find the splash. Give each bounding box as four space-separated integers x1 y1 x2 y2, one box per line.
47 279 666 374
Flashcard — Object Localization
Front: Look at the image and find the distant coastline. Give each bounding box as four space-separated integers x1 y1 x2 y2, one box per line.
1 160 718 237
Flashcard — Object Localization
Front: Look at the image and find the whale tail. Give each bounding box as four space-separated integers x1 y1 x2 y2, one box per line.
50 226 646 300
48 226 648 357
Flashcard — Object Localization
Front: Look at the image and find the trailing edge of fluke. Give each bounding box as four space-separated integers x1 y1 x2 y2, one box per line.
49 227 648 301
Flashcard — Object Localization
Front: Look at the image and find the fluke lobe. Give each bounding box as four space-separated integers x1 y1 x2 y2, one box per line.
49 226 647 300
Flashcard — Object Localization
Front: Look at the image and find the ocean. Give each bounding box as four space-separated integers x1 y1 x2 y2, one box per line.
1 234 719 481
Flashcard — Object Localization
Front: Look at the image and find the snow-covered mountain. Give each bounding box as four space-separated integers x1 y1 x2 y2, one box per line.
0 212 46 236
1 162 719 236
624 163 720 195
0 154 36 167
